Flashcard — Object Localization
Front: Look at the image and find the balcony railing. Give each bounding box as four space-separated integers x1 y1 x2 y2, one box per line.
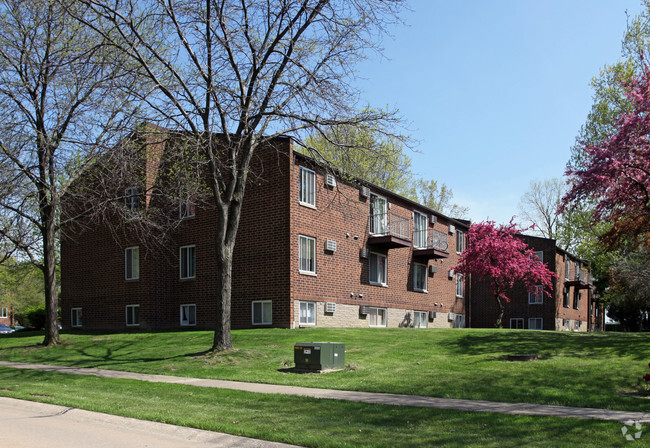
574 270 586 282
414 229 448 252
369 212 411 241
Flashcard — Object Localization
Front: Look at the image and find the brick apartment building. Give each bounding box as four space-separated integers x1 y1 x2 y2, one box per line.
469 234 604 331
61 132 469 331
0 304 12 327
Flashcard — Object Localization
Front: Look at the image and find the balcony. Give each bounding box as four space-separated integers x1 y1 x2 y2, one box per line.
565 270 590 289
413 229 449 259
368 213 411 248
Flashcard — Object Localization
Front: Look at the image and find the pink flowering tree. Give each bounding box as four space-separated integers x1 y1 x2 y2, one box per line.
562 68 650 248
454 220 556 328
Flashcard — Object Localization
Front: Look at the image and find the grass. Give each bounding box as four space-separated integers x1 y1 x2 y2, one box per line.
0 328 649 411
0 367 630 447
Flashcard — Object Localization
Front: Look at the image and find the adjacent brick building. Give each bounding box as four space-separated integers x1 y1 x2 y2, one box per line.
469 234 604 331
61 132 469 331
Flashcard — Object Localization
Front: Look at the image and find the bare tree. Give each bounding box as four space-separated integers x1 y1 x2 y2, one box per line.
0 0 137 345
72 0 406 351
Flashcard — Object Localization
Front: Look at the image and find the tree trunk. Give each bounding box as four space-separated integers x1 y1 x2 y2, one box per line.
494 295 505 329
212 240 234 351
42 216 60 346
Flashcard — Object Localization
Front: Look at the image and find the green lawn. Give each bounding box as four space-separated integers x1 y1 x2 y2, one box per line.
0 328 648 411
0 368 630 447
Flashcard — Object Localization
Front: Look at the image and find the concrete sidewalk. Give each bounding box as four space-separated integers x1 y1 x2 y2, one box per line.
0 396 299 448
1 360 648 423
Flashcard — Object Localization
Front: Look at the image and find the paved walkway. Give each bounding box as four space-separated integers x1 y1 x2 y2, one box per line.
1 361 648 423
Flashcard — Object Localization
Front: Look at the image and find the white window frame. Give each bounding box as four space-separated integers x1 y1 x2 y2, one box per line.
413 211 428 249
573 290 580 309
299 166 316 207
413 310 428 328
180 304 197 326
456 229 465 253
369 252 387 286
455 273 464 298
179 193 196 219
125 246 140 280
510 318 524 329
565 258 570 279
574 320 580 331
528 317 543 330
369 193 388 235
180 245 196 280
563 287 570 308
298 301 316 326
125 305 140 326
0 307 7 318
528 285 543 304
298 235 316 275
534 251 544 263
125 187 139 211
71 308 82 328
252 300 272 325
413 262 427 292
367 307 387 327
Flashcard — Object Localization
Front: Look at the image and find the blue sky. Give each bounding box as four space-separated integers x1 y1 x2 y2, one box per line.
355 1 644 224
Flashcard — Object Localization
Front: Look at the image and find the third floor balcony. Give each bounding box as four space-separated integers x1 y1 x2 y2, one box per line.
368 212 411 248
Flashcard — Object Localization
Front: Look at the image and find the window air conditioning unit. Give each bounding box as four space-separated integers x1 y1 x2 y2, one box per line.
448 269 455 279
359 305 370 315
448 224 455 234
428 310 436 320
429 265 437 275
430 215 437 225
360 186 370 198
448 312 455 321
325 302 336 313
360 248 370 259
325 239 337 252
325 173 336 187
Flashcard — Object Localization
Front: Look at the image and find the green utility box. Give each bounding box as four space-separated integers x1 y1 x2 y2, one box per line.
294 342 345 371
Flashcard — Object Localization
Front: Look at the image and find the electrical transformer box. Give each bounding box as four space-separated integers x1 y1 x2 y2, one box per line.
294 342 345 371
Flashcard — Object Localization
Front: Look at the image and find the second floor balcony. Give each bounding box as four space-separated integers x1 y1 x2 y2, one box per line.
565 269 591 289
368 212 411 248
413 229 449 259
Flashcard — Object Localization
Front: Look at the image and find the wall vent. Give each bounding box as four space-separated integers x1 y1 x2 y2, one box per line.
448 269 455 279
428 310 436 320
448 224 455 234
360 186 370 198
429 265 437 275
360 248 370 259
325 239 337 252
448 312 455 321
325 173 336 187
325 302 336 313
359 305 370 315
430 215 437 225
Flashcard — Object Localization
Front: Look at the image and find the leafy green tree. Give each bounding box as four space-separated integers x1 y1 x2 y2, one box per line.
304 123 414 197
413 179 469 219
604 249 650 331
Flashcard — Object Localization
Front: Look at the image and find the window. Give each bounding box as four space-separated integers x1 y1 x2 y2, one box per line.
528 285 543 304
456 230 465 253
180 245 196 279
413 211 427 248
252 300 272 325
299 166 316 207
369 193 387 234
563 319 570 331
534 251 544 263
563 287 570 308
565 258 570 279
125 187 139 211
510 318 524 329
125 247 139 280
528 317 543 330
413 263 427 292
574 320 580 331
126 305 140 326
455 273 464 298
71 308 82 328
180 304 196 326
299 301 316 325
573 290 580 309
0 307 7 318
299 235 316 275
179 194 195 218
414 311 428 328
369 252 387 286
368 307 387 327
